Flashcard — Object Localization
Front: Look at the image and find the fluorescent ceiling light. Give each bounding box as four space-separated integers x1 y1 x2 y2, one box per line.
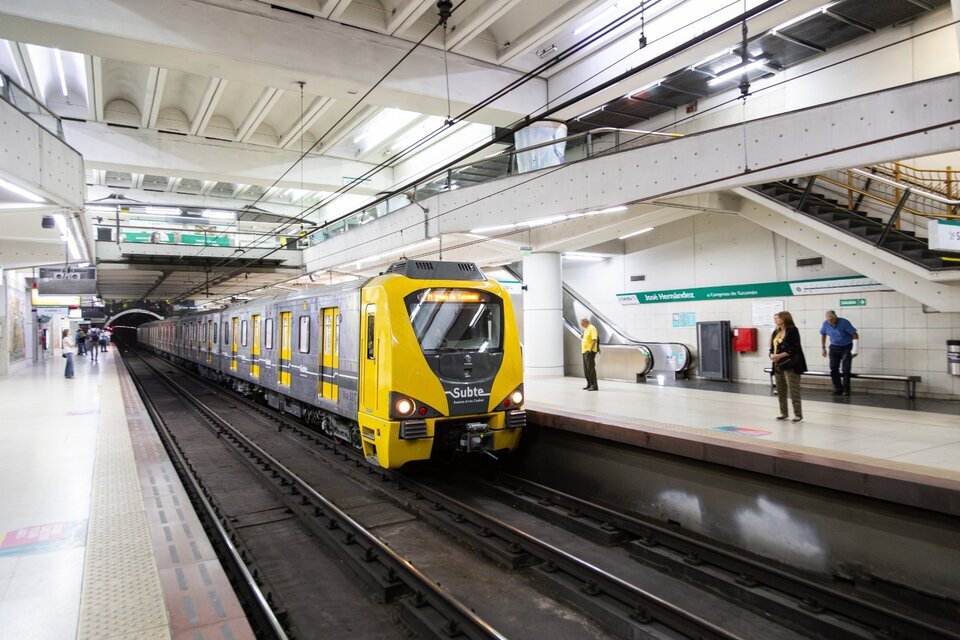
770 2 838 34
202 209 237 220
86 205 116 212
573 3 618 36
619 227 653 239
387 115 446 153
470 223 517 234
53 214 81 261
707 59 769 86
626 78 664 98
577 105 604 120
353 108 421 154
598 205 627 213
689 48 734 71
526 215 569 228
0 177 45 202
143 206 181 215
53 48 68 97
563 252 606 262
0 202 45 210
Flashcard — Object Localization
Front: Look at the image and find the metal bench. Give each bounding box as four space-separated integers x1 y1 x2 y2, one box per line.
762 367 921 400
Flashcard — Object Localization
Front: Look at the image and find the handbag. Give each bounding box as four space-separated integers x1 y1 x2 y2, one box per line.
774 356 795 372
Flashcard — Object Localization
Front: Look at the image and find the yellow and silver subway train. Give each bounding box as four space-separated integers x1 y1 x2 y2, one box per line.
138 260 525 468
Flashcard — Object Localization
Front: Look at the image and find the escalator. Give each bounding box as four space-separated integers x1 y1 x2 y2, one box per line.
501 266 692 382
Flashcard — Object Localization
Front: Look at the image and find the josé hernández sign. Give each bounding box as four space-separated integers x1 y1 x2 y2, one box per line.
616 276 889 305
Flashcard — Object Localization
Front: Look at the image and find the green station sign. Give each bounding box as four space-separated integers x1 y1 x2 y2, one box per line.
617 276 888 305
839 298 867 307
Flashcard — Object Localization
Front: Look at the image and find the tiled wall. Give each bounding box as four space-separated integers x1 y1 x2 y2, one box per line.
563 214 960 399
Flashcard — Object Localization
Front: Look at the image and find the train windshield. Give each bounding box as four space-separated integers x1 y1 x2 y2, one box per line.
405 289 503 353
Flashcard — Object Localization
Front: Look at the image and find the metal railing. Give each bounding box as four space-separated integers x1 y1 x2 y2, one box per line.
308 127 682 246
800 166 960 247
0 70 64 139
877 162 959 201
94 221 308 251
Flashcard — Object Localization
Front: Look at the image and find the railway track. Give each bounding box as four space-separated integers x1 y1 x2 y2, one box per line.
124 347 959 640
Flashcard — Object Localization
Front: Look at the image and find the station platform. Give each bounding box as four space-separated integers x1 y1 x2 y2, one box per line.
526 377 960 517
0 351 254 639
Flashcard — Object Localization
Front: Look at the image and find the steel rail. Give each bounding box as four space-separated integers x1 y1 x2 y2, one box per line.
139 349 747 638
386 472 745 640
120 351 289 640
486 473 960 640
128 349 508 640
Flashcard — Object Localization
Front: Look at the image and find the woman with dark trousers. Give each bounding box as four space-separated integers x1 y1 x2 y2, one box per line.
769 311 807 423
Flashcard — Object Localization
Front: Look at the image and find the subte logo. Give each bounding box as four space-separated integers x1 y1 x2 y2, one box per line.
447 386 487 400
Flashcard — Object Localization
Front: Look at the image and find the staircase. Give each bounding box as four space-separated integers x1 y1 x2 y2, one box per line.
748 176 960 272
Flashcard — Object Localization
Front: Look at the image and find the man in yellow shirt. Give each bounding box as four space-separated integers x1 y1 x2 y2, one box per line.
579 318 599 391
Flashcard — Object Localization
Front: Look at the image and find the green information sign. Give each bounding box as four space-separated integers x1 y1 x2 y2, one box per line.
839 298 867 307
617 276 888 305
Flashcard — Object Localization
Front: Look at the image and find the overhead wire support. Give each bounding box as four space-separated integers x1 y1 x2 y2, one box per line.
173 0 779 301
178 0 786 302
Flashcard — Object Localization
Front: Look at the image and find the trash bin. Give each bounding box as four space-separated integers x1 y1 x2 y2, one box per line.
949 340 960 376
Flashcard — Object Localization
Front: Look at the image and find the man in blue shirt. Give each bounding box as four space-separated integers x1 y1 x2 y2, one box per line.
820 310 859 396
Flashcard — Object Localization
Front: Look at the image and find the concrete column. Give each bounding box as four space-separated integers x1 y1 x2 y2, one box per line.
522 252 564 378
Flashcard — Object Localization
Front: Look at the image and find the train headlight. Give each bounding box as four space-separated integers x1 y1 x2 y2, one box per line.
394 396 416 417
510 389 523 406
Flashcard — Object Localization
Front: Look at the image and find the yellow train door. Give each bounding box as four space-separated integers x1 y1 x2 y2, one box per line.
278 311 291 386
360 304 378 411
230 317 239 371
251 315 261 378
320 307 339 401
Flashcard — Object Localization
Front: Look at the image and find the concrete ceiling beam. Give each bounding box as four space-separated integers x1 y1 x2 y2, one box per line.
12 41 40 97
64 119 393 195
142 66 167 129
191 77 228 136
0 0 543 126
278 96 333 149
85 54 103 121
387 0 434 35
448 0 523 52
495 0 597 66
236 87 284 143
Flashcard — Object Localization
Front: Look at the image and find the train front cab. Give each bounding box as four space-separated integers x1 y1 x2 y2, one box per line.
357 269 523 468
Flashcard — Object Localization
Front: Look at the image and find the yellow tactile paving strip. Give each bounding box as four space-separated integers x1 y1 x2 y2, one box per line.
77 362 171 640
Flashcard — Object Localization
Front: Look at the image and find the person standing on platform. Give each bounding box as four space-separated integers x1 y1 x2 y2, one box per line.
88 328 99 363
76 329 87 356
62 329 76 379
99 329 108 352
579 318 600 391
770 311 806 423
820 310 859 396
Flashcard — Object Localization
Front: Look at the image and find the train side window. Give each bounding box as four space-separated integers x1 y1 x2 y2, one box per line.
202 322 207 342
366 308 375 361
241 320 248 347
213 322 218 344
264 318 274 349
298 316 310 353
223 321 229 344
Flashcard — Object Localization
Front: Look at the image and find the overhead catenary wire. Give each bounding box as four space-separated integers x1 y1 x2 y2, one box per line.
175 0 682 299
282 17 960 280
182 0 467 265
200 14 960 306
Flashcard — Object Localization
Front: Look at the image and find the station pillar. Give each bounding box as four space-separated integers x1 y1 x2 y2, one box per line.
522 252 564 378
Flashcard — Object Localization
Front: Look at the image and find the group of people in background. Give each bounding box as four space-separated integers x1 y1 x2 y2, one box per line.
578 309 860 425
769 310 860 422
60 327 111 379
